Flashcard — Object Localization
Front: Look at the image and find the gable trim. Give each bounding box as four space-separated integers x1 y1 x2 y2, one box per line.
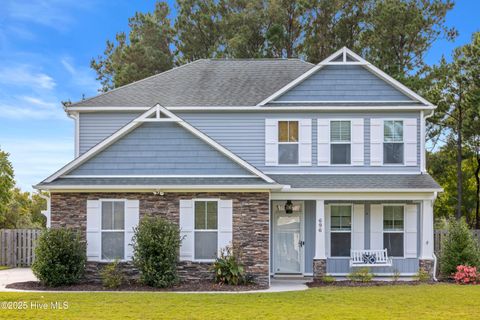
257 47 434 107
43 104 275 184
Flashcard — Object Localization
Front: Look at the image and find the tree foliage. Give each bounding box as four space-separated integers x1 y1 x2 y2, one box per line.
0 148 15 226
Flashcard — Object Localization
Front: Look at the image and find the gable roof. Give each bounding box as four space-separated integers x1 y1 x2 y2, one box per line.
258 47 434 107
70 59 314 108
38 105 275 186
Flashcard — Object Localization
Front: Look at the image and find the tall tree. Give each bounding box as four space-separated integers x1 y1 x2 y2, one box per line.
91 2 174 91
0 148 15 226
427 33 480 220
174 0 223 62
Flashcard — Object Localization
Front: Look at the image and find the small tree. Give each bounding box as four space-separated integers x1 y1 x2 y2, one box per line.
32 229 86 287
440 218 480 277
132 217 182 288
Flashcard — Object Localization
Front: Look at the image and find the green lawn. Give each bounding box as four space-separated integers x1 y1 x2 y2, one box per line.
0 284 479 319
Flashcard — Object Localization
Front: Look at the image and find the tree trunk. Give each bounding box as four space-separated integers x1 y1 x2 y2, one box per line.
475 154 480 229
456 110 463 220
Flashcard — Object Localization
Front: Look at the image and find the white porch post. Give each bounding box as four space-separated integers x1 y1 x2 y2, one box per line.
420 199 434 259
315 200 326 259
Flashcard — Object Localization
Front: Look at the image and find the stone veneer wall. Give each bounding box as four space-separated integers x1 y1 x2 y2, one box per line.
419 259 435 279
50 192 270 287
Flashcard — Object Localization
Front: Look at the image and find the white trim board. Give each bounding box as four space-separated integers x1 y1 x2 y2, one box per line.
62 175 258 178
35 185 283 191
42 104 275 184
257 47 434 107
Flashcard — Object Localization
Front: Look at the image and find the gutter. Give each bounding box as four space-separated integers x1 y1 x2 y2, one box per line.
34 184 286 192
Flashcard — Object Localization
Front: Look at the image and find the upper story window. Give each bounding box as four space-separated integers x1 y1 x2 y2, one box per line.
101 201 125 260
194 201 218 260
330 120 351 165
330 205 352 257
383 205 404 257
278 121 299 165
383 120 404 164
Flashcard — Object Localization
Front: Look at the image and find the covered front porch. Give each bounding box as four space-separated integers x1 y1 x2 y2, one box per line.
270 191 437 279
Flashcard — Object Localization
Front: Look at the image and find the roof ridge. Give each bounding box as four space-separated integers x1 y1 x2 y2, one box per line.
69 59 207 107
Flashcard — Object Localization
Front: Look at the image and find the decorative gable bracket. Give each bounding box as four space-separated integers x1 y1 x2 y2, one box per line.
135 104 181 122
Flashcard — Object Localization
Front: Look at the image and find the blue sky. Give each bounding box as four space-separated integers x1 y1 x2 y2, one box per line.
0 0 478 191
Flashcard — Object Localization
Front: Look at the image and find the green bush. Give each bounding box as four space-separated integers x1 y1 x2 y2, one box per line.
415 268 431 282
213 246 246 285
132 217 182 288
320 275 336 283
100 259 124 288
347 267 373 282
440 218 480 277
32 228 86 287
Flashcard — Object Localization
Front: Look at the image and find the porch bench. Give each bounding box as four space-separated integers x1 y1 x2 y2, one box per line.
349 249 393 267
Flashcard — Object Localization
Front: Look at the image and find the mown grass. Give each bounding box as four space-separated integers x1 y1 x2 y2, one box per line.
0 284 479 319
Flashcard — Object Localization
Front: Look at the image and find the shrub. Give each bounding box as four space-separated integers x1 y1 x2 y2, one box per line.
100 259 124 288
440 218 480 277
454 265 478 284
132 217 182 288
32 228 86 287
213 245 246 285
392 269 401 282
320 275 336 284
415 268 431 282
347 267 373 282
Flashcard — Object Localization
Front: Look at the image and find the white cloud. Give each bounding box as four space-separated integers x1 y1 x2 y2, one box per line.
0 65 56 90
0 96 66 120
61 57 99 92
0 138 73 191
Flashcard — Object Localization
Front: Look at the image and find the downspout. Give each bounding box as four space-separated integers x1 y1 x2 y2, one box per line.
39 192 51 228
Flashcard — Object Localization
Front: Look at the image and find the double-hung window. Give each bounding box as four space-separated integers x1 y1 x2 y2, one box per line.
330 205 352 257
330 120 351 165
383 206 404 257
384 120 404 164
194 201 218 260
101 201 125 260
278 121 299 165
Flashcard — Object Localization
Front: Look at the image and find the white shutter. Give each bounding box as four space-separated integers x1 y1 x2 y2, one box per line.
179 200 194 261
265 119 278 166
404 118 418 166
125 200 139 260
317 119 330 165
352 204 365 250
351 119 364 166
86 200 101 261
299 119 312 166
370 119 383 166
325 205 331 257
370 204 383 250
217 200 233 255
405 204 418 258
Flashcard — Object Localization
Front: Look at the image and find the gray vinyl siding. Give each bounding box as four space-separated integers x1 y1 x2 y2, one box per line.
304 200 316 274
70 122 250 175
77 111 422 173
79 112 139 154
275 65 413 102
326 258 419 274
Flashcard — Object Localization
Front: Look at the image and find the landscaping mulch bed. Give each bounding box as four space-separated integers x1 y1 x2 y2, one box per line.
6 281 265 292
307 280 439 287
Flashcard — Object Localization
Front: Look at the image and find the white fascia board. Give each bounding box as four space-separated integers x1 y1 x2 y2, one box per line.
45 104 274 184
279 188 443 193
34 184 284 191
62 175 258 178
271 191 438 201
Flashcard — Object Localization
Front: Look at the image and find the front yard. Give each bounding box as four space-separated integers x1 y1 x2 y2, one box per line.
1 284 480 319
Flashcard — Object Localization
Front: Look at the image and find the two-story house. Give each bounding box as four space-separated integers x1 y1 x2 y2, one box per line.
36 48 441 287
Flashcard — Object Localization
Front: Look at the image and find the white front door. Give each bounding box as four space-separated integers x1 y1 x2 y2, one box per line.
273 201 304 274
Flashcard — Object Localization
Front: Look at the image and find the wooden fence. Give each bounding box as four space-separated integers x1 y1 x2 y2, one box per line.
434 229 480 255
0 229 42 267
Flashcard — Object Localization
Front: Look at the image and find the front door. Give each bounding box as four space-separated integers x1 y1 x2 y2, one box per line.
273 201 304 274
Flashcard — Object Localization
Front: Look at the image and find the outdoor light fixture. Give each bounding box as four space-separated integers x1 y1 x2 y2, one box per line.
284 200 293 214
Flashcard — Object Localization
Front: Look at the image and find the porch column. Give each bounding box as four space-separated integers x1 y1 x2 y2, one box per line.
419 199 435 277
313 200 327 280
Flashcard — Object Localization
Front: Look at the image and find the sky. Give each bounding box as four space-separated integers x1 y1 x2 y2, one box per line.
0 0 479 191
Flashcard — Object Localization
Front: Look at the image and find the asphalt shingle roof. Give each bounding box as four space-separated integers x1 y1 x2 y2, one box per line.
268 174 442 190
72 59 314 107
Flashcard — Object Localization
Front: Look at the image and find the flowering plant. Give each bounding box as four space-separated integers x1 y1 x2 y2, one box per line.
454 265 478 284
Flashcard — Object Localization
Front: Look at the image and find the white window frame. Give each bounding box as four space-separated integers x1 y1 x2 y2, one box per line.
329 204 352 258
382 204 406 258
329 119 352 166
382 119 405 166
277 119 300 166
100 199 127 262
193 199 220 262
